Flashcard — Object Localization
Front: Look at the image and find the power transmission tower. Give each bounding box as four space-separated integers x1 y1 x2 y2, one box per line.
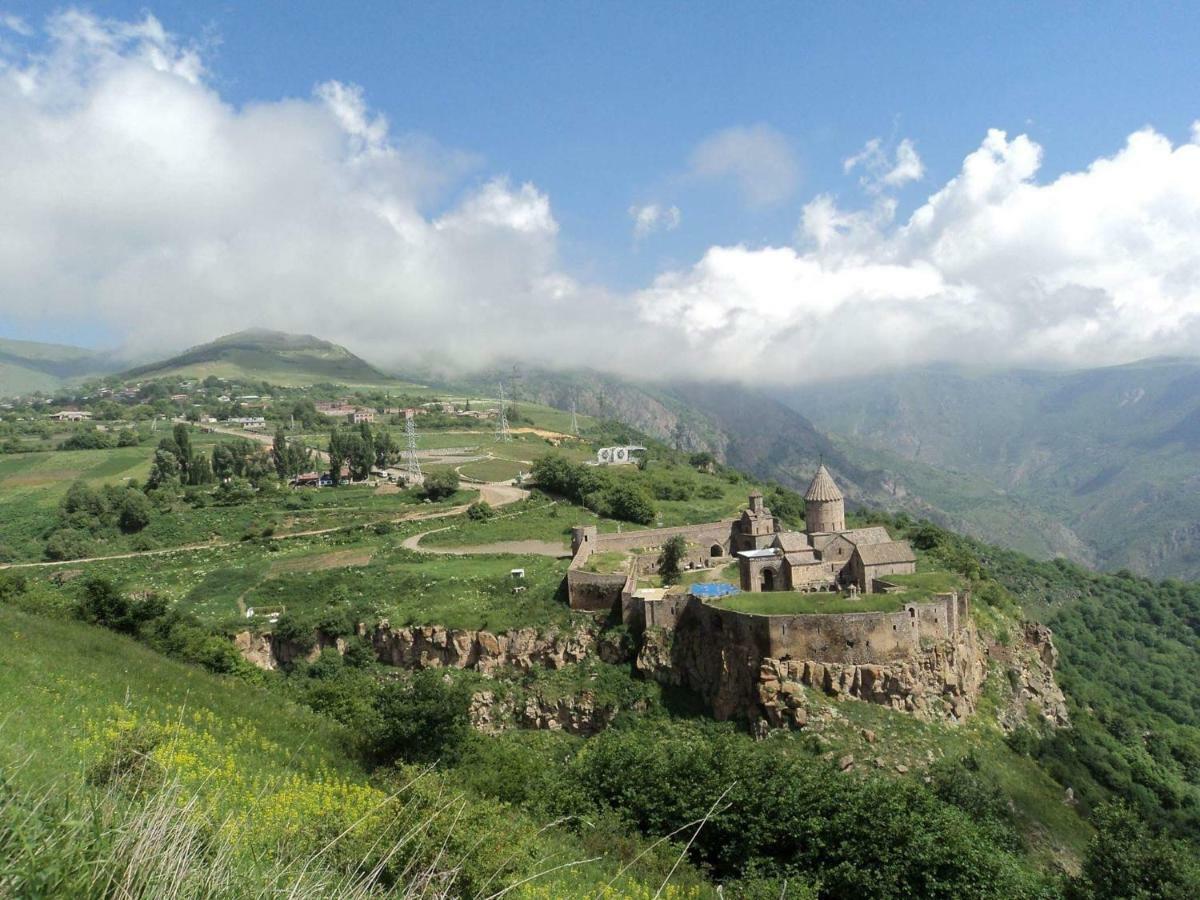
495 383 512 442
403 409 422 479
570 399 580 436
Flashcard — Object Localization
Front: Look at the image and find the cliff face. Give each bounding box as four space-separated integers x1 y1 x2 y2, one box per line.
634 613 1068 735
234 623 627 674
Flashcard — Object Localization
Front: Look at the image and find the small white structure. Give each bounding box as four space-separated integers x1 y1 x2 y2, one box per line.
510 568 526 579
595 445 646 466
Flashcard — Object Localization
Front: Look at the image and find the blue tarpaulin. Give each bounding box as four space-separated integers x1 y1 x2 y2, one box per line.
690 582 740 599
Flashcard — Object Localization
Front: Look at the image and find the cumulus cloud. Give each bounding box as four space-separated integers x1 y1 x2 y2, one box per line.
638 126 1200 380
629 203 681 239
0 10 612 368
4 11 1200 385
687 124 799 208
843 137 924 192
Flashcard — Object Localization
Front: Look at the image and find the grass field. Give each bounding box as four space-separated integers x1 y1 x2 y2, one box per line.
457 457 528 482
0 443 476 563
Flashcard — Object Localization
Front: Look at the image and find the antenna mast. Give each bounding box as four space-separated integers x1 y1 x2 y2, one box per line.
403 409 422 479
570 399 580 436
495 383 512 442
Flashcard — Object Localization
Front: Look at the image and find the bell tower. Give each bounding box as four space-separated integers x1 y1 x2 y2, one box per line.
804 464 845 534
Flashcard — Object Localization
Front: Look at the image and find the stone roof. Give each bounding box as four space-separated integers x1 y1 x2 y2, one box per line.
855 541 917 566
774 531 811 553
804 464 844 502
840 527 891 547
783 550 817 565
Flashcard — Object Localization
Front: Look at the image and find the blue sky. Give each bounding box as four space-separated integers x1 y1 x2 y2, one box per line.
72 1 1200 280
4 2 1200 377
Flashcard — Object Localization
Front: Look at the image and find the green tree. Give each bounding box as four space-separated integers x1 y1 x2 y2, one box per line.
272 426 290 479
116 490 153 533
145 449 180 490
658 535 688 585
421 469 459 501
368 670 471 764
172 423 192 482
211 443 235 480
1071 803 1200 900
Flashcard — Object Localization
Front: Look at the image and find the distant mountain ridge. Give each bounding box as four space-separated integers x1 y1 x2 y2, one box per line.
121 329 393 385
779 356 1200 579
0 337 119 395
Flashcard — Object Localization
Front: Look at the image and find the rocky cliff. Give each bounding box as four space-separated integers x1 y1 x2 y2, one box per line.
635 615 1068 735
234 622 626 674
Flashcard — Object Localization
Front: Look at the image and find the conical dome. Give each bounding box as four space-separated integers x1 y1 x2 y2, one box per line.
804 464 843 502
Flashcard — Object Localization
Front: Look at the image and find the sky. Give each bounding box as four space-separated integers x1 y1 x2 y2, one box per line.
3 2 1200 381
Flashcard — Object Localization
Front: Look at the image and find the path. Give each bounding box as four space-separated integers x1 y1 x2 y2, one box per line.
0 481 532 572
400 488 571 559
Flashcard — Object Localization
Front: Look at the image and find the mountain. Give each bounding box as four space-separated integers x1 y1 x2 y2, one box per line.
0 337 118 396
778 357 1200 579
121 329 395 385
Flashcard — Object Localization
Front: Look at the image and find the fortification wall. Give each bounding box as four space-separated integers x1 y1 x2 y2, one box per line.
591 520 735 554
632 591 977 727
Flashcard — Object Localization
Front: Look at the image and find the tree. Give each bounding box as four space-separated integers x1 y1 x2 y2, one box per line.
145 448 180 490
172 424 192 482
421 469 459 501
272 426 290 479
327 428 350 486
367 671 471 764
1071 803 1200 900
659 535 688 585
211 443 236 480
116 490 153 533
188 451 214 485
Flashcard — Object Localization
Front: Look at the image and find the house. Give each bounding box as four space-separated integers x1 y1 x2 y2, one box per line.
50 410 92 421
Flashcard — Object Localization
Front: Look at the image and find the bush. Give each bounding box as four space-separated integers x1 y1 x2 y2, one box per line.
75 577 165 635
116 490 153 533
467 500 494 520
43 529 93 561
368 670 472 765
421 469 459 501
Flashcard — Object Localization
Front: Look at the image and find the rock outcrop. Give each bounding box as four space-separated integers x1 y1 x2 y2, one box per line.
754 623 986 730
469 689 617 736
234 623 625 674
994 622 1070 730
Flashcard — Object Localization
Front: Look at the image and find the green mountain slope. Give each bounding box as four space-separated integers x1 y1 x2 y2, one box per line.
780 358 1200 579
122 328 396 385
0 337 118 395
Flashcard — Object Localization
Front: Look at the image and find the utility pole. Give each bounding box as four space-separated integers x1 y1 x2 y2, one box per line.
570 399 580 436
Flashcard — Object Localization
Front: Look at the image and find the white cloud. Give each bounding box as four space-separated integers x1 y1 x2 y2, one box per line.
4 11 1200 386
688 124 799 208
1 13 32 36
629 203 681 239
843 137 924 192
0 10 606 369
637 126 1200 380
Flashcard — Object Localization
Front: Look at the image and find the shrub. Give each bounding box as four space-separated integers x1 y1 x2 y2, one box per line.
116 490 153 533
368 670 472 765
421 469 459 501
659 535 688 585
467 500 494 520
43 529 93 561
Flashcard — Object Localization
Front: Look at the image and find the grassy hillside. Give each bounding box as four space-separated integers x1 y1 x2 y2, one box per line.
121 328 403 386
